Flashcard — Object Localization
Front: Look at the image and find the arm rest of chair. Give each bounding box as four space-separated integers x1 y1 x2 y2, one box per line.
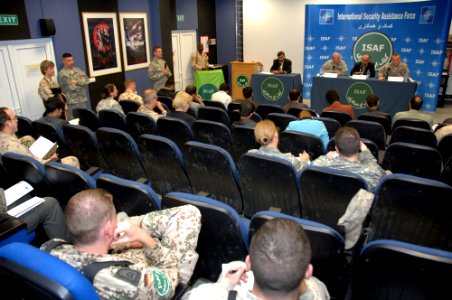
136 178 150 185
85 166 101 177
268 207 282 213
0 213 27 240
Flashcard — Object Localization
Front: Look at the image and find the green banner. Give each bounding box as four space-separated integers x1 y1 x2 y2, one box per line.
195 69 225 100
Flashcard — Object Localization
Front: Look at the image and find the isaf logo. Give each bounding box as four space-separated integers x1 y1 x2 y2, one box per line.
353 31 393 70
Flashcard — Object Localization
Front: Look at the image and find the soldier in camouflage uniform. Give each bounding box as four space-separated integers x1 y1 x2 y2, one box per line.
58 53 89 120
138 89 168 121
378 53 411 79
148 46 172 92
119 79 144 105
320 52 348 75
42 189 201 299
96 83 124 114
38 60 59 101
311 127 387 190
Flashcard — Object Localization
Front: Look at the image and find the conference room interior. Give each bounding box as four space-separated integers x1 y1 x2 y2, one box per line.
1 0 452 299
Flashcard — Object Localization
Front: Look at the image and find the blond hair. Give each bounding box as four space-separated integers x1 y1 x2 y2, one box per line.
172 91 192 109
254 120 277 146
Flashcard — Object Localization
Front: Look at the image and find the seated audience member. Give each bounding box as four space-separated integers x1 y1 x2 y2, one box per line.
242 86 254 101
392 95 434 128
167 91 197 127
0 107 79 168
211 83 232 107
362 94 390 120
248 120 309 173
321 52 348 75
286 110 329 151
185 85 204 113
157 76 177 99
42 189 201 298
283 88 309 113
118 79 143 105
312 127 387 190
350 53 375 77
138 89 168 121
0 187 67 240
270 51 292 74
183 218 330 300
435 122 452 145
96 83 124 114
40 97 69 129
322 89 355 119
232 101 257 129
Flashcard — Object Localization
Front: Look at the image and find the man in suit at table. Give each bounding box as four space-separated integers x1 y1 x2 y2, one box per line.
350 53 376 77
270 51 292 74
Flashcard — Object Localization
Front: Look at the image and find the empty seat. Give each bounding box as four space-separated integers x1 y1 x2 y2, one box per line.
203 100 227 110
358 113 392 135
157 117 194 149
369 174 452 251
44 161 96 209
390 126 437 148
438 134 452 166
0 156 13 190
119 100 140 114
192 120 233 154
72 107 100 132
184 141 243 213
255 104 284 119
197 106 230 127
314 116 341 138
250 211 346 299
63 124 109 171
98 109 128 132
441 157 452 186
299 166 369 232
346 120 386 150
239 152 301 218
32 120 72 157
392 118 431 131
287 107 317 118
327 138 379 160
126 112 156 140
227 101 241 112
158 96 173 110
96 127 148 180
231 125 259 161
266 113 297 131
320 111 352 127
162 192 248 282
138 134 192 195
97 174 160 216
279 131 324 159
0 242 99 300
382 142 442 180
16 116 33 139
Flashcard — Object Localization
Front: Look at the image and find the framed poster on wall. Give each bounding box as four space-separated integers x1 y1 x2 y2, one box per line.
82 12 122 77
119 12 150 71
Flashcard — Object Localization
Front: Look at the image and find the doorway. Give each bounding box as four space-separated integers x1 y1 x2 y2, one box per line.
171 30 197 91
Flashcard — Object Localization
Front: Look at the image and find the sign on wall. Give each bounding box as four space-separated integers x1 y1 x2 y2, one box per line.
303 1 452 112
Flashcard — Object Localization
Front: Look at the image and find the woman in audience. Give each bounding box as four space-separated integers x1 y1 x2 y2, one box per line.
167 91 197 127
38 60 63 102
96 83 124 114
248 120 310 173
286 110 329 151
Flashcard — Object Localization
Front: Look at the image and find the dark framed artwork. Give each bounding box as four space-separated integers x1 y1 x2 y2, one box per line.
119 12 150 71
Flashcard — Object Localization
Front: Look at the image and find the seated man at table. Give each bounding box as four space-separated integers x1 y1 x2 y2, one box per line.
362 94 390 120
270 51 292 74
321 52 348 75
286 110 329 151
322 89 355 119
350 53 375 77
157 76 177 99
283 88 309 113
232 100 257 129
211 83 232 107
378 53 410 80
392 95 433 128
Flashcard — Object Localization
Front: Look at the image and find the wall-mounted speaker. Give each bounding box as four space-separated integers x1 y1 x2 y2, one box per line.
39 19 56 36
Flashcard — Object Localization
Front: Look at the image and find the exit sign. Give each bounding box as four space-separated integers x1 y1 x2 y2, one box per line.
0 15 18 26
176 15 185 22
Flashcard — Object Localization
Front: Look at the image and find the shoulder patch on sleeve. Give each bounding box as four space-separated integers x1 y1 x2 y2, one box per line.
152 267 170 296
114 268 141 286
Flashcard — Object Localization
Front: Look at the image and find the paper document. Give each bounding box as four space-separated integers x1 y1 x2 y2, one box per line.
8 196 45 217
29 136 57 159
69 118 80 125
5 181 34 206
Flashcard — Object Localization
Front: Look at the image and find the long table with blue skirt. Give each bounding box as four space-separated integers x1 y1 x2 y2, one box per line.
251 73 303 107
310 76 418 118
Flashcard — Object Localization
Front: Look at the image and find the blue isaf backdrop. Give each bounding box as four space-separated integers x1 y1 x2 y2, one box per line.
303 0 452 112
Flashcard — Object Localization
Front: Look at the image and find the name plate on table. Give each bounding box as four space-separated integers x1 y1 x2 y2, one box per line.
351 74 368 80
387 76 404 82
323 73 338 78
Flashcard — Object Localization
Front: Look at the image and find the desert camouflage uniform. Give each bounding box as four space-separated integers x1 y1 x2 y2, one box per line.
58 66 89 119
312 149 386 190
38 76 59 101
0 134 80 168
148 58 172 92
119 90 144 105
247 146 309 174
138 105 166 121
192 52 209 70
42 205 201 299
96 97 125 114
378 62 410 78
321 59 348 75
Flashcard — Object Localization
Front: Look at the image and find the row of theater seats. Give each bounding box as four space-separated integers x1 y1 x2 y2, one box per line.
1 188 451 300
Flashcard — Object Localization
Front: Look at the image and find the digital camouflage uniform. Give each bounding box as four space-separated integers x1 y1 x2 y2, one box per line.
38 76 59 101
96 97 125 114
378 62 410 78
247 146 309 174
119 90 144 105
138 106 167 121
42 205 201 299
320 59 348 75
57 66 89 120
148 58 172 92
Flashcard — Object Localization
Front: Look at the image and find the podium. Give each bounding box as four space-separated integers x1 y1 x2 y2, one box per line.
230 61 262 100
194 69 225 100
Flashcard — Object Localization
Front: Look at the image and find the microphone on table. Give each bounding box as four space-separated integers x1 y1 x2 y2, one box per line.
385 67 391 79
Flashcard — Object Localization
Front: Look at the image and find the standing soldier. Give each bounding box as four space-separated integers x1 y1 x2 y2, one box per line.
148 46 172 92
58 52 89 120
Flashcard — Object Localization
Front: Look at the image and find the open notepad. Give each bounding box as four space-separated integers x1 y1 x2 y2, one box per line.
29 136 57 159
4 181 45 218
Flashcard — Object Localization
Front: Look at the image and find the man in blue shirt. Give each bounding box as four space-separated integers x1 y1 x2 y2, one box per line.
286 110 329 151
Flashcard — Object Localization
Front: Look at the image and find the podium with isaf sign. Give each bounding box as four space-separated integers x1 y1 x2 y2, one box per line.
230 61 262 100
194 69 225 100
